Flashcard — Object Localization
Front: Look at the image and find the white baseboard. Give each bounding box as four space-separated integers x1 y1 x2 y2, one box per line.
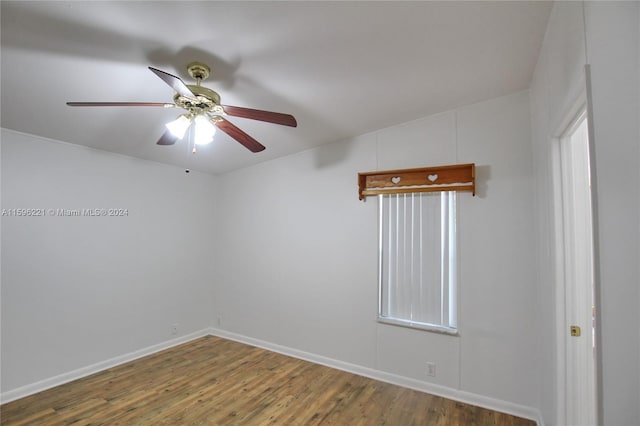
209 327 545 426
0 328 210 404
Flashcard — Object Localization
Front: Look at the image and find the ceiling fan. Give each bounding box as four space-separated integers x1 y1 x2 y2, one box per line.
67 62 297 153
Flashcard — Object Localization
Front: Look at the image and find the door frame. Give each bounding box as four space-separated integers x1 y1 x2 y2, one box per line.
550 65 602 426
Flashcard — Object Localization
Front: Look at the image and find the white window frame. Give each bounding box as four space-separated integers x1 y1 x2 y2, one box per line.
377 191 458 335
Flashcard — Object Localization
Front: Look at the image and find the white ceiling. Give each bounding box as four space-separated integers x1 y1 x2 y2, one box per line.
1 1 552 175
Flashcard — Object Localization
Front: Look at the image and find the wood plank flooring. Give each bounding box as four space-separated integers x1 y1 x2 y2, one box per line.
1 336 535 425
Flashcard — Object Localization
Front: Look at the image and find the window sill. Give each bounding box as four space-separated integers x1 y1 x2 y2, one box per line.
377 316 459 336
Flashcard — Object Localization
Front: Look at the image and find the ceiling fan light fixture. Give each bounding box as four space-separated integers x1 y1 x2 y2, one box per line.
194 114 216 145
68 63 296 153
165 114 192 139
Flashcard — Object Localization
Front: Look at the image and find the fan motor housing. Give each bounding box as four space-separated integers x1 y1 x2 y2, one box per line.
174 85 223 115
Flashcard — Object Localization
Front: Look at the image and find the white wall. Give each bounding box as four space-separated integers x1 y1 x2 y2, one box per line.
216 91 540 412
0 129 218 394
530 2 640 425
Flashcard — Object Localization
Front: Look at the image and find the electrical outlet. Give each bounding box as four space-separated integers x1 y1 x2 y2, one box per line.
426 362 436 377
171 323 179 335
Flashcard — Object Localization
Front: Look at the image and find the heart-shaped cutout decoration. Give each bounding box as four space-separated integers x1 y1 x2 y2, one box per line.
391 176 401 184
428 174 438 182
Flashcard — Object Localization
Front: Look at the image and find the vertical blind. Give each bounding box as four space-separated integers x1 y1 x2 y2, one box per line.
378 191 457 331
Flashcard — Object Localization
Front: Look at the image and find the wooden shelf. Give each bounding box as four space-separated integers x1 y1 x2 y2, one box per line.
358 163 475 200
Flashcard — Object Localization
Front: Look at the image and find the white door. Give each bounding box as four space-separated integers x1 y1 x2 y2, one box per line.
559 114 597 426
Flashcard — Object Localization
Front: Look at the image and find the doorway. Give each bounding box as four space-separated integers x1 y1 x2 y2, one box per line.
558 111 597 426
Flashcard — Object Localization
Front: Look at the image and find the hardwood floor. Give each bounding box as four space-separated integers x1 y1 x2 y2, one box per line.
1 336 535 425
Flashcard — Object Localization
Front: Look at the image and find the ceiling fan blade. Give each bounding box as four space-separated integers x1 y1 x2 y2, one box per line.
149 67 196 99
67 102 173 107
221 105 297 127
156 129 178 146
215 117 266 153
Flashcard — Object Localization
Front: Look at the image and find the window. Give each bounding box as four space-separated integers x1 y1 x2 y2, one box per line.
378 191 457 334
358 163 472 334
